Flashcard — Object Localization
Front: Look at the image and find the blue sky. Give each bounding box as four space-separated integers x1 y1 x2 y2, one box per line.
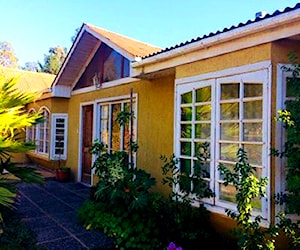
0 0 299 66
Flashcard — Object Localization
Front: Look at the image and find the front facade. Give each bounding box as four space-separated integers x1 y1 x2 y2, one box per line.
24 3 300 238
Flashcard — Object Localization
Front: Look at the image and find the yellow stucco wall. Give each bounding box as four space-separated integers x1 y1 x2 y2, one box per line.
176 43 271 79
66 77 174 193
25 97 69 167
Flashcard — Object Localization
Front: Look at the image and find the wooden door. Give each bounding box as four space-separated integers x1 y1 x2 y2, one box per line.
81 105 93 184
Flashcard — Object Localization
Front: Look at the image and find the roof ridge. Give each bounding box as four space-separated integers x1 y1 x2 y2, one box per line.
85 23 161 50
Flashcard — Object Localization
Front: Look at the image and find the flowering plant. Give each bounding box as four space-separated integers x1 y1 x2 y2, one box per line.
167 242 183 250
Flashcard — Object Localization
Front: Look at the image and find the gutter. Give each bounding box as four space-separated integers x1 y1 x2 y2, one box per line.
131 8 300 69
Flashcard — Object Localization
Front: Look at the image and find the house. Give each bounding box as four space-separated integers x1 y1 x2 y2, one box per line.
0 67 55 163
24 2 300 240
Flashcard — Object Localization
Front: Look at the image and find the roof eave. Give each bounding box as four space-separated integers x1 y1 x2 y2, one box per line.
131 8 300 72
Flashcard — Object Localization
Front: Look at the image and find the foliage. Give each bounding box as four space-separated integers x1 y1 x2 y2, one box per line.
78 198 162 249
0 41 18 68
218 148 276 250
39 46 67 74
271 54 300 215
22 61 40 72
0 208 42 250
271 53 300 249
90 139 156 212
0 76 44 231
161 141 214 203
160 142 219 249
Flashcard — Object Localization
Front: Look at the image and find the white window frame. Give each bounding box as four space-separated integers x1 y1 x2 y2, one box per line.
36 107 50 155
175 61 271 223
50 113 68 160
275 64 300 221
95 94 138 165
26 108 36 143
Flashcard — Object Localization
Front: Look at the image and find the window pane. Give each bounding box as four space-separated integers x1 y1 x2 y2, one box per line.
181 141 191 156
253 167 262 180
195 142 210 158
103 51 122 82
286 77 298 98
100 105 109 146
221 103 239 120
243 144 262 165
193 179 210 193
111 104 121 151
123 58 130 78
123 103 130 151
195 105 211 120
181 92 192 104
243 123 262 141
219 163 234 181
196 86 211 102
220 143 239 161
219 183 236 203
181 107 192 121
221 83 239 100
180 158 191 175
195 123 210 139
244 100 262 119
181 124 192 138
244 83 263 97
194 160 210 178
220 123 239 141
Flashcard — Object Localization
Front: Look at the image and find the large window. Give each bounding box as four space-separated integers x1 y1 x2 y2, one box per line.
176 66 270 219
75 43 130 89
36 107 50 154
98 98 136 154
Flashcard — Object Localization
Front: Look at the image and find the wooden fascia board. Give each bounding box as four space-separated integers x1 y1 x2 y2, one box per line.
70 40 102 90
52 24 86 87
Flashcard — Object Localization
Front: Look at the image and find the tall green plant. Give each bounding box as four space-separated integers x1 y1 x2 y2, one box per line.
161 141 214 203
271 52 300 249
160 142 216 248
0 75 44 230
218 148 277 250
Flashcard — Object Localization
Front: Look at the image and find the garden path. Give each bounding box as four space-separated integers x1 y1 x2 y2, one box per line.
15 167 114 250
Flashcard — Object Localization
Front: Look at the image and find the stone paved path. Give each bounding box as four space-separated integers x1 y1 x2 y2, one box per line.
16 178 115 250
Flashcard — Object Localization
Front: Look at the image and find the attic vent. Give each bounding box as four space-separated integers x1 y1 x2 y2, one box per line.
255 11 267 19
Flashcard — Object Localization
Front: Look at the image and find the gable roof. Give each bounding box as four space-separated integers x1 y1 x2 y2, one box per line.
143 2 300 59
53 23 161 88
86 24 161 58
0 67 55 93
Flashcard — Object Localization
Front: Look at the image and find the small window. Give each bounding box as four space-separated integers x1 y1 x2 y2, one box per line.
51 114 68 160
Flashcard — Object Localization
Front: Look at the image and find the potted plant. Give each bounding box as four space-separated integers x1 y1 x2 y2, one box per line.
55 166 70 182
55 147 70 182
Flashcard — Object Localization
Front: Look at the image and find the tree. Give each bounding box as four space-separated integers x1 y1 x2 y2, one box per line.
39 46 67 74
22 61 39 72
0 75 44 232
0 42 18 68
71 27 80 43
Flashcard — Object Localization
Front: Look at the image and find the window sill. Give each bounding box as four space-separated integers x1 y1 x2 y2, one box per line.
26 151 49 161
